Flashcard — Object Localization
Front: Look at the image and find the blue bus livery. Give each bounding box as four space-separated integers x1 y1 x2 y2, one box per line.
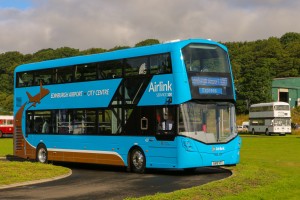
14 39 241 173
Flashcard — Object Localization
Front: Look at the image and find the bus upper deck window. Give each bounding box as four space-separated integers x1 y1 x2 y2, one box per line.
34 69 54 85
150 54 172 74
75 64 97 82
17 72 33 87
182 44 230 73
125 57 148 76
57 67 73 83
98 60 122 79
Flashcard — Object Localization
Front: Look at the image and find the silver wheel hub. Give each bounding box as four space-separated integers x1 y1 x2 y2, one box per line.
132 151 144 169
38 148 47 163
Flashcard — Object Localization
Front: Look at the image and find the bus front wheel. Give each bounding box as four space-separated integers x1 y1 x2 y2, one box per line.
130 148 146 173
36 144 48 164
265 129 270 136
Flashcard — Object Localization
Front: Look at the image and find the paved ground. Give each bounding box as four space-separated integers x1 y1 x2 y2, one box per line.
0 162 231 200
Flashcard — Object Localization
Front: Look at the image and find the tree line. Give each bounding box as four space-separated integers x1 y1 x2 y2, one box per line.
0 33 300 114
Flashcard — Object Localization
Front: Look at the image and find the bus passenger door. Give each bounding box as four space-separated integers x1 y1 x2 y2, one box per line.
154 106 176 141
140 107 177 168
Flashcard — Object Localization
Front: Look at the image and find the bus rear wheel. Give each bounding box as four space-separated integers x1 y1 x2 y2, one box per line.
130 148 146 173
36 144 48 163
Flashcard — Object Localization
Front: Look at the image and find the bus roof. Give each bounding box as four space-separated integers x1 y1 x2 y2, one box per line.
250 102 290 108
0 115 14 120
14 38 227 73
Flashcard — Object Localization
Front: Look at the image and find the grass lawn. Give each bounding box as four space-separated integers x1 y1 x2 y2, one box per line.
0 161 70 186
129 135 300 200
1 136 300 198
0 138 70 187
0 138 13 157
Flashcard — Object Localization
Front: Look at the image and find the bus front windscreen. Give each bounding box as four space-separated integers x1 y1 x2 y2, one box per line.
179 102 237 143
273 118 291 126
182 43 230 73
182 43 234 100
274 105 290 111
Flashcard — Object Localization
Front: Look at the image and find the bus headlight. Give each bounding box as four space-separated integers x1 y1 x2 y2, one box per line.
182 139 196 152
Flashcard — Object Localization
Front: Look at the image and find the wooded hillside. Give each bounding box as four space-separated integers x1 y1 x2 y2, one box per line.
1 33 300 114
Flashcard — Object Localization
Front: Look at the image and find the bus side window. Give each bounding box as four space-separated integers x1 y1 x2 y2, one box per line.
125 56 148 77
34 69 54 85
98 110 112 134
57 67 73 83
18 72 33 87
150 53 172 74
75 64 97 82
98 60 122 79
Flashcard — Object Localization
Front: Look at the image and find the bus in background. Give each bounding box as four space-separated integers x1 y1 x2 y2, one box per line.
249 102 291 136
14 38 241 173
0 115 14 138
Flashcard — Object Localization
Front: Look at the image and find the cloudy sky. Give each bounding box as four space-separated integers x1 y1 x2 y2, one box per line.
0 0 300 53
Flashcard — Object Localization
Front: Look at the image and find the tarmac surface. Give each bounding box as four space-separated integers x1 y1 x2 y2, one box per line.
0 162 231 200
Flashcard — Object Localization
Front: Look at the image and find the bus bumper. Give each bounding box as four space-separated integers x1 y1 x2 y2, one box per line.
177 136 241 168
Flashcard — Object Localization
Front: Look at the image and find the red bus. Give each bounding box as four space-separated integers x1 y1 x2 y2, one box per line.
0 116 14 138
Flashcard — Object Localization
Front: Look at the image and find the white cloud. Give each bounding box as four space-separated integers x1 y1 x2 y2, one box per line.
0 0 300 53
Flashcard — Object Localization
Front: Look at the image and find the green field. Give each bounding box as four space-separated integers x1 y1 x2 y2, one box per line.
131 135 300 199
0 138 70 186
0 138 13 157
0 161 70 186
1 136 300 199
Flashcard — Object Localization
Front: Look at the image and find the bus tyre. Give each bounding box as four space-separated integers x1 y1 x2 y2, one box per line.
252 129 255 135
130 148 146 173
265 129 270 136
36 144 48 164
0 130 3 138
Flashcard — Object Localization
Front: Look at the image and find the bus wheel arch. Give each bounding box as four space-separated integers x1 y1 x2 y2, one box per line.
128 146 146 173
36 143 48 164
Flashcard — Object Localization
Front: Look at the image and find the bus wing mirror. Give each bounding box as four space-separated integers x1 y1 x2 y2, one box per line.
141 117 148 130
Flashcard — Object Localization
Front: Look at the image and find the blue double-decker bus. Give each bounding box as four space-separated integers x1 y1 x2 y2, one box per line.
14 39 241 173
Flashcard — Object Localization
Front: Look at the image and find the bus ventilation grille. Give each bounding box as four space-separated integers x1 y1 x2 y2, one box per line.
15 126 23 150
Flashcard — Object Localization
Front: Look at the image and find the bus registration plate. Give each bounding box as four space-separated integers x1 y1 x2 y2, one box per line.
212 161 224 166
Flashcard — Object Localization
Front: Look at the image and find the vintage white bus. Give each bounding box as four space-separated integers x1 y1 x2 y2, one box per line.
249 102 291 136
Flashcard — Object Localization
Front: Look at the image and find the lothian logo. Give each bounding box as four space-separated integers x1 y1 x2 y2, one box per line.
212 146 225 151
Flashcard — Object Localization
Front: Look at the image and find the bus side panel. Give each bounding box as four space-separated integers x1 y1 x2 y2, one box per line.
27 135 128 166
14 103 37 160
172 49 192 104
0 126 14 134
25 135 179 168
138 74 174 106
144 138 178 169
137 72 191 106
